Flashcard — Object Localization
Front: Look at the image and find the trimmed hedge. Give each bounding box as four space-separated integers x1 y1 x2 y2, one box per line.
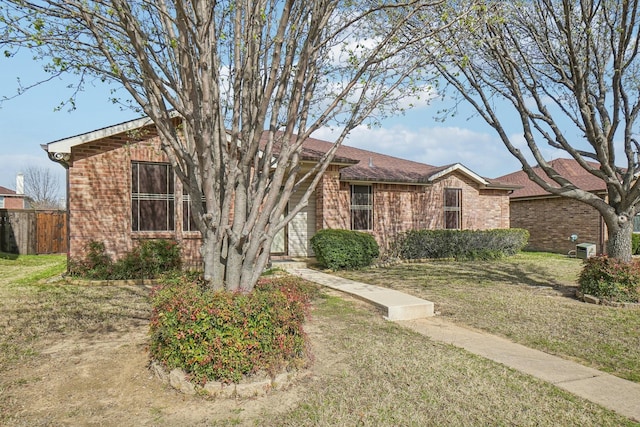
578 256 640 303
633 234 640 255
149 274 316 385
392 229 529 261
310 229 379 270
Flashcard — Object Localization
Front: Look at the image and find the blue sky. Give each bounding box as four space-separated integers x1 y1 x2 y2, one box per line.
0 51 540 192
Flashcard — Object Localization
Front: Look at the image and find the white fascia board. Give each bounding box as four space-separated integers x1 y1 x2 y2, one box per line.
44 115 167 154
428 163 489 186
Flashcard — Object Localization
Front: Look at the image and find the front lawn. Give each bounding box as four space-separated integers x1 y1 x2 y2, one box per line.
336 252 640 382
0 252 635 425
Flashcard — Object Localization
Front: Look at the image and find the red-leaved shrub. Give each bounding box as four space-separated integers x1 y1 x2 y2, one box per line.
149 273 317 385
578 256 640 303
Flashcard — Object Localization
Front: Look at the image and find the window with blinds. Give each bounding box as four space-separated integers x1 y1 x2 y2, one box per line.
351 185 373 231
444 188 462 230
131 162 175 231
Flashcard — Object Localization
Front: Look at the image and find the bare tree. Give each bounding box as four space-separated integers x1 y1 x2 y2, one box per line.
420 0 640 261
0 0 464 290
22 166 63 209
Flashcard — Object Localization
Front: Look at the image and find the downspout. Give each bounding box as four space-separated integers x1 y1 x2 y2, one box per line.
42 146 71 267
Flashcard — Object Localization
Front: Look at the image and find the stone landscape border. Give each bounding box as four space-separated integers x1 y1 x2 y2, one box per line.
150 361 308 398
575 290 640 309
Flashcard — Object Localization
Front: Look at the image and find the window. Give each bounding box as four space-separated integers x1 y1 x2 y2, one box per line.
0 196 4 209
351 185 373 231
131 162 174 231
182 189 205 232
444 188 462 230
634 214 640 233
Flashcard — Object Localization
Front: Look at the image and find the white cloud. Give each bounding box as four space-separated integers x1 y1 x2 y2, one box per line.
314 124 523 178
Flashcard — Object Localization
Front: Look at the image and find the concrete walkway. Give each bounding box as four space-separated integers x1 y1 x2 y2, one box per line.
285 267 640 423
286 267 434 320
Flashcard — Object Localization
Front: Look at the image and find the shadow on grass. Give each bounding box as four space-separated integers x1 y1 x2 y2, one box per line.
343 255 583 300
441 261 580 298
0 252 19 260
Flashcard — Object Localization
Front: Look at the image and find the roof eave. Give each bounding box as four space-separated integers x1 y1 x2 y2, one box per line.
428 163 489 185
43 112 183 154
43 116 158 154
482 183 523 191
511 189 607 201
340 176 433 186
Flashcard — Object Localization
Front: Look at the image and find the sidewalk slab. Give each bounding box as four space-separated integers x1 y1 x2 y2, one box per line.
398 317 640 422
286 268 434 321
285 266 640 422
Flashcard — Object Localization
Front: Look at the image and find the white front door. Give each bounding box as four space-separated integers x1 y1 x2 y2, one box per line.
271 207 287 254
288 189 316 257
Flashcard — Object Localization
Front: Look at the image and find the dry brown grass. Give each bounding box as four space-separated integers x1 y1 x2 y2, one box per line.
268 292 635 426
1 253 636 426
336 252 640 383
0 254 149 373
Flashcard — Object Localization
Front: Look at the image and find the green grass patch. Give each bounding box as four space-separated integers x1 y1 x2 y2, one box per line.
337 252 640 383
0 253 636 425
0 253 67 285
270 295 635 426
0 254 149 373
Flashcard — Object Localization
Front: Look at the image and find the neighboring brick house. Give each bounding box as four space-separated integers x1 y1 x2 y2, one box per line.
0 176 28 209
43 116 516 266
496 158 608 255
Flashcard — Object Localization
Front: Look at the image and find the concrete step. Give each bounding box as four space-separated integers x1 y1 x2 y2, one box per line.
286 268 434 321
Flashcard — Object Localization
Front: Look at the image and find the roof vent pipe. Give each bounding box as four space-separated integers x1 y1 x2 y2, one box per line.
368 157 374 168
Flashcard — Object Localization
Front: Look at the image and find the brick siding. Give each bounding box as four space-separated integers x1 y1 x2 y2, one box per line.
2 196 26 209
317 171 511 251
68 135 511 264
510 197 604 254
69 131 201 264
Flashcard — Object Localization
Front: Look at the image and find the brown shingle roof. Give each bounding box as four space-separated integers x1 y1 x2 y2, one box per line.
49 119 513 188
0 186 16 196
300 137 446 183
295 135 518 188
496 158 606 199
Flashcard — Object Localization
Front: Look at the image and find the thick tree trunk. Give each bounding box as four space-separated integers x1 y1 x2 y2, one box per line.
202 229 225 291
606 215 633 262
225 246 244 292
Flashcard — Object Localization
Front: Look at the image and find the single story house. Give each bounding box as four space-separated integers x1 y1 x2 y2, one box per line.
496 158 609 255
43 116 518 266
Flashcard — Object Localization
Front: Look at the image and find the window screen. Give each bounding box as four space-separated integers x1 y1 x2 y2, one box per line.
131 162 174 231
351 185 373 231
444 188 462 230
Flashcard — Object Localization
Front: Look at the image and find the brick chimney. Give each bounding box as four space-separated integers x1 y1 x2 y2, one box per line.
16 173 24 195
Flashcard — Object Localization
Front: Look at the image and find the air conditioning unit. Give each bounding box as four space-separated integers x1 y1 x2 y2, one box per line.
576 243 596 259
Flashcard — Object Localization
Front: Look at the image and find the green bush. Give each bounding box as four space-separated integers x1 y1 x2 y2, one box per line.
632 234 640 255
578 256 640 303
68 240 114 279
68 239 181 279
149 275 316 385
310 229 379 270
392 229 529 261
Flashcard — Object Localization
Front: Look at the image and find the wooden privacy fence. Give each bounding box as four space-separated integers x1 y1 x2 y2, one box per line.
0 209 67 255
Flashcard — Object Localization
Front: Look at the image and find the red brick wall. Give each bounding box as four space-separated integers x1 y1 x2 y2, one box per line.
428 173 510 231
68 131 202 265
2 196 26 209
316 165 349 230
68 133 511 263
317 171 511 251
510 197 605 254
